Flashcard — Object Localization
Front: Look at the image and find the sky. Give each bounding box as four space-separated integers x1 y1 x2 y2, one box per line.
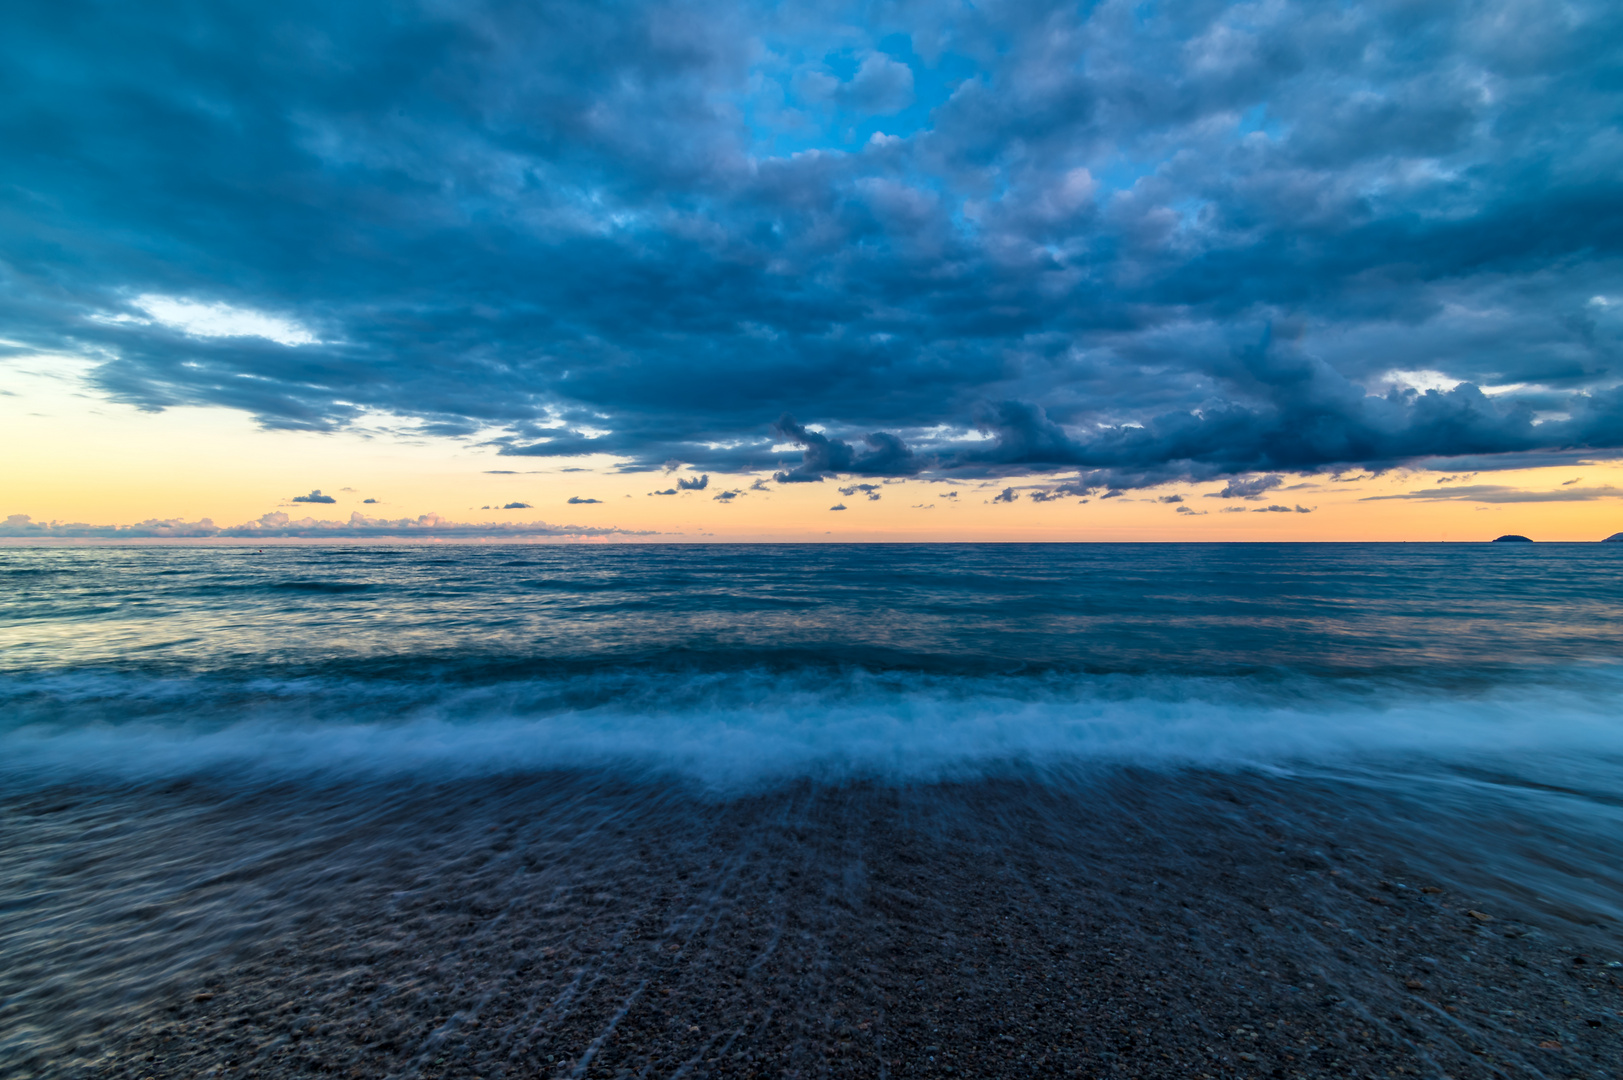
3 0 1622 542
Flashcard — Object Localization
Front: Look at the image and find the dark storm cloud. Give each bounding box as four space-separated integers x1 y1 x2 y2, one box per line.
4 0 1622 486
772 416 919 482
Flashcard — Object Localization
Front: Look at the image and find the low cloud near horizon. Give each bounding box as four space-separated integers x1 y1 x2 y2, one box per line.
0 512 657 541
1362 485 1623 504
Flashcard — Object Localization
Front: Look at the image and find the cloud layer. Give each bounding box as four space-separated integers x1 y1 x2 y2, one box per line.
0 512 654 541
1362 484 1623 503
4 0 1621 487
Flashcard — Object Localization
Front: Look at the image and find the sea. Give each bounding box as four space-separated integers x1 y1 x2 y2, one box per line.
3 542 1621 1073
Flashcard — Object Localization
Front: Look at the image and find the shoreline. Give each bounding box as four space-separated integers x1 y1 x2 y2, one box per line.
4 772 1619 1079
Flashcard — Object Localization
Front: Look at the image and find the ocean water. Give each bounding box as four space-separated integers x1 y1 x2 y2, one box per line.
4 542 1621 784
6 541 1622 900
3 543 1622 1073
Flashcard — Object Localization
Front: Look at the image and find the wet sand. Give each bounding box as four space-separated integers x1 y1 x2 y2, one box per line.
3 771 1620 1079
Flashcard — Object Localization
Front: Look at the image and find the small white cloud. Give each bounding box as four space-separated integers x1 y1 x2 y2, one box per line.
1383 369 1461 394
133 295 320 346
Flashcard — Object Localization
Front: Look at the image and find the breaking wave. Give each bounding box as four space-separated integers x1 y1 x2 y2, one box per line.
5 665 1621 792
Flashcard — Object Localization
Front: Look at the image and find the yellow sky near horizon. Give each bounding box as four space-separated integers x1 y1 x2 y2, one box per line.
5 355 1623 542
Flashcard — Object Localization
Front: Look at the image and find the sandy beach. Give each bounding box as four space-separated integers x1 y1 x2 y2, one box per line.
5 770 1618 1080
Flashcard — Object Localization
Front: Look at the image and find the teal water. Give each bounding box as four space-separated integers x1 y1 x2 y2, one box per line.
3 543 1620 785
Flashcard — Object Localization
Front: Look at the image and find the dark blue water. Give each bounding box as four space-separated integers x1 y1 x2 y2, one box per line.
3 543 1621 786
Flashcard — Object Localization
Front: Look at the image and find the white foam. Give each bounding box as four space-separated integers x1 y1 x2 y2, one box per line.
4 669 1621 792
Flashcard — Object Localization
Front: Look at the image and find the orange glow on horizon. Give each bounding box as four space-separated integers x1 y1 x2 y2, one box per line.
4 358 1621 543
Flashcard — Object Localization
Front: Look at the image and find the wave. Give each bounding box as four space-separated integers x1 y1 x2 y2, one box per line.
4 666 1621 792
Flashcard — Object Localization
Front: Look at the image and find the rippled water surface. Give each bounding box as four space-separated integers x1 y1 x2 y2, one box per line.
5 542 1621 676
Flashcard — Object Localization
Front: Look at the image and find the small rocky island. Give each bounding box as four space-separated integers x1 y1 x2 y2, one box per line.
1491 534 1533 542
1604 532 1623 542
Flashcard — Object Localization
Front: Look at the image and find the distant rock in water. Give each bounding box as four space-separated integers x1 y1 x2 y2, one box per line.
1491 535 1533 543
1604 533 1623 543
